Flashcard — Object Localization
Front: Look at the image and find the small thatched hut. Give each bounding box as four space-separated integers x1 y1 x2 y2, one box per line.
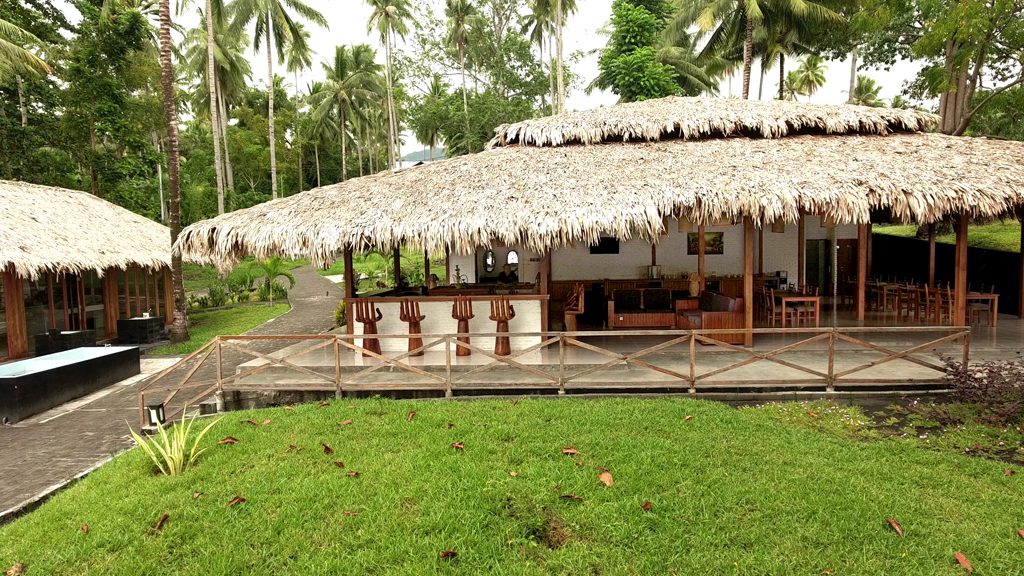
1 180 173 359
176 97 1024 342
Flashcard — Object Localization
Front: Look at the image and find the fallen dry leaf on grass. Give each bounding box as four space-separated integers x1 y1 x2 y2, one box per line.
1005 469 1016 476
509 471 518 477
885 518 904 537
218 436 239 445
450 442 465 450
808 411 820 418
954 551 973 572
322 443 334 454
318 401 330 408
342 511 359 517
283 405 294 411
407 410 416 421
243 419 259 426
154 513 169 531
192 492 203 499
562 447 579 456
262 419 272 425
684 415 693 421
339 419 353 426
1017 528 1024 539
286 444 302 452
446 422 455 429
334 461 346 468
5 563 25 576
226 496 245 508
346 471 361 478
599 471 614 487
560 493 583 502
80 523 89 534
641 501 652 511
439 550 458 560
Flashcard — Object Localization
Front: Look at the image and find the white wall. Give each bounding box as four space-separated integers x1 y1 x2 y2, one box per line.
551 217 858 281
449 245 540 284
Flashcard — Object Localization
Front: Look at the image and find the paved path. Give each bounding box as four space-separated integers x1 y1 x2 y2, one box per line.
0 265 342 518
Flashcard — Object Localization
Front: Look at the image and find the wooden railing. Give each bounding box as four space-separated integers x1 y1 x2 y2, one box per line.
138 326 969 427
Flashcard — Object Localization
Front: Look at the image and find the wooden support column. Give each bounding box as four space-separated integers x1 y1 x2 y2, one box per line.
144 270 151 314
743 217 754 346
866 222 873 278
47 274 56 330
927 222 936 286
163 268 173 326
61 274 70 329
953 212 969 326
392 247 401 287
423 250 431 287
3 267 28 359
103 270 119 338
757 227 764 274
797 213 806 286
445 249 451 285
133 268 141 317
697 224 706 293
343 249 355 299
651 243 657 266
540 251 551 332
856 223 868 322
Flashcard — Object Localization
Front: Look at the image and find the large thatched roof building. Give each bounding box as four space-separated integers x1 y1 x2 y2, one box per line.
1 181 173 359
175 97 1024 267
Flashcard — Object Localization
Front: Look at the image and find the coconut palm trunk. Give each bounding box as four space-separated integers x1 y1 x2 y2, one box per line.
459 43 470 152
554 0 565 113
206 0 226 214
16 75 27 126
314 142 321 186
218 85 235 196
265 10 279 199
152 131 166 222
157 0 189 342
741 14 753 99
382 28 397 169
339 105 348 181
778 53 785 100
847 46 857 104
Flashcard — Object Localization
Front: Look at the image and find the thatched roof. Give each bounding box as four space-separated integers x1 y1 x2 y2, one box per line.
176 103 1024 268
488 97 939 148
0 180 171 279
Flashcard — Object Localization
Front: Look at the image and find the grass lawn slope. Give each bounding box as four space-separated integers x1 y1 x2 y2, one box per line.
149 304 289 356
1 398 1022 575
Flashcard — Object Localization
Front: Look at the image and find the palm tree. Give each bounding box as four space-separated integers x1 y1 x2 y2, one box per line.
851 74 883 107
156 0 189 342
890 95 911 110
413 74 446 161
284 22 312 194
522 0 577 114
445 0 476 151
310 44 383 182
782 69 803 100
304 80 335 187
675 0 841 100
230 0 326 199
0 17 50 78
202 2 226 214
793 54 826 100
366 0 411 171
254 256 296 305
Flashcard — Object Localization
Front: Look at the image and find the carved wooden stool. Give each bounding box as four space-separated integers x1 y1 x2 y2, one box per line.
399 299 426 356
452 296 474 357
489 296 516 357
353 299 382 357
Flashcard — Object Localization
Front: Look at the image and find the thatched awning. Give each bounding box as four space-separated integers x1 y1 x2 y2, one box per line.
0 180 171 279
176 121 1024 268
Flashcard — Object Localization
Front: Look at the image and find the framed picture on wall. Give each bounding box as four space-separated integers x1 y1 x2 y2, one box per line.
686 232 724 255
590 237 620 254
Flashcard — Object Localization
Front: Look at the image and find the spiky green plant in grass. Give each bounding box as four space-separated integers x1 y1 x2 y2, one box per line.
128 414 223 476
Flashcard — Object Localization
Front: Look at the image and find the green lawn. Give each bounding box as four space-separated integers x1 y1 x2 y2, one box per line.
1 398 1021 575
875 222 1022 253
149 304 290 355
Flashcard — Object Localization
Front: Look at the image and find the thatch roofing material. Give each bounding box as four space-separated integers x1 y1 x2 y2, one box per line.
176 132 1024 268
488 97 940 148
0 180 171 279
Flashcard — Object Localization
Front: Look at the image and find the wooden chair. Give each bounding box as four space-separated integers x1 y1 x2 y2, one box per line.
353 299 382 357
767 288 794 327
489 296 516 356
563 282 585 332
791 285 818 326
452 296 474 357
399 299 426 356
968 284 994 326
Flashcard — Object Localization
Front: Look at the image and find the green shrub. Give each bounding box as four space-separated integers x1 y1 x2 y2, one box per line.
128 414 222 476
207 282 228 308
334 299 347 327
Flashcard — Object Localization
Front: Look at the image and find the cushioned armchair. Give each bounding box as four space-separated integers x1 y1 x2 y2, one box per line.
675 292 745 344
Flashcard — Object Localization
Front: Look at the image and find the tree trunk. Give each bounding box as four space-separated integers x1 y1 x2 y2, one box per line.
16 75 27 127
152 131 166 222
339 105 347 181
548 40 555 114
757 63 765 100
460 43 470 153
266 12 278 199
847 46 857 104
555 0 565 113
157 0 189 343
206 0 225 215
388 30 401 167
295 70 303 194
356 119 364 177
742 14 753 100
777 52 785 100
383 29 397 170
218 80 235 196
314 142 321 187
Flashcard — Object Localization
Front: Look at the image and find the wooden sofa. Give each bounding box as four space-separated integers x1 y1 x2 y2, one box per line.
607 288 675 329
675 291 745 344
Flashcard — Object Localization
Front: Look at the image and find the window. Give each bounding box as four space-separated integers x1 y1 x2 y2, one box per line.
506 250 519 269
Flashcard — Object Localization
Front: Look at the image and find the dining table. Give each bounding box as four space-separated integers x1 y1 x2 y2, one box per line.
966 292 999 327
774 291 821 328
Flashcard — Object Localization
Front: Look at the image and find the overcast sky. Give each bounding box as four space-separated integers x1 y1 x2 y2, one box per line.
58 0 924 154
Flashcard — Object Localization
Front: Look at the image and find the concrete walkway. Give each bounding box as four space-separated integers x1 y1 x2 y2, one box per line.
0 265 342 519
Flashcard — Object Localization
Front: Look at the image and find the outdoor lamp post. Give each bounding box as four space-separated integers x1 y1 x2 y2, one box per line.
147 403 166 427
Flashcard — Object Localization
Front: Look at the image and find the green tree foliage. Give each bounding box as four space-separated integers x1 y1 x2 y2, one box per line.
850 73 883 107
594 0 680 102
967 87 1024 141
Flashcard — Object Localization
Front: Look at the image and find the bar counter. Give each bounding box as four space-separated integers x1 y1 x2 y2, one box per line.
344 292 549 353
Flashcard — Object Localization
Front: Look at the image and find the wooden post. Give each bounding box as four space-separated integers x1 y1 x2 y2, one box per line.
144 270 151 314
757 227 764 274
697 224 706 292
866 222 873 278
423 250 430 288
797 213 806 287
392 247 401 287
3 267 28 358
103 270 119 338
123 270 130 320
928 222 936 286
78 276 86 329
61 274 70 329
540 251 551 332
47 273 56 330
954 212 968 326
445 248 451 285
651 243 657 266
856 223 868 322
743 217 754 346
163 268 173 326
133 268 141 317
343 248 355 299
